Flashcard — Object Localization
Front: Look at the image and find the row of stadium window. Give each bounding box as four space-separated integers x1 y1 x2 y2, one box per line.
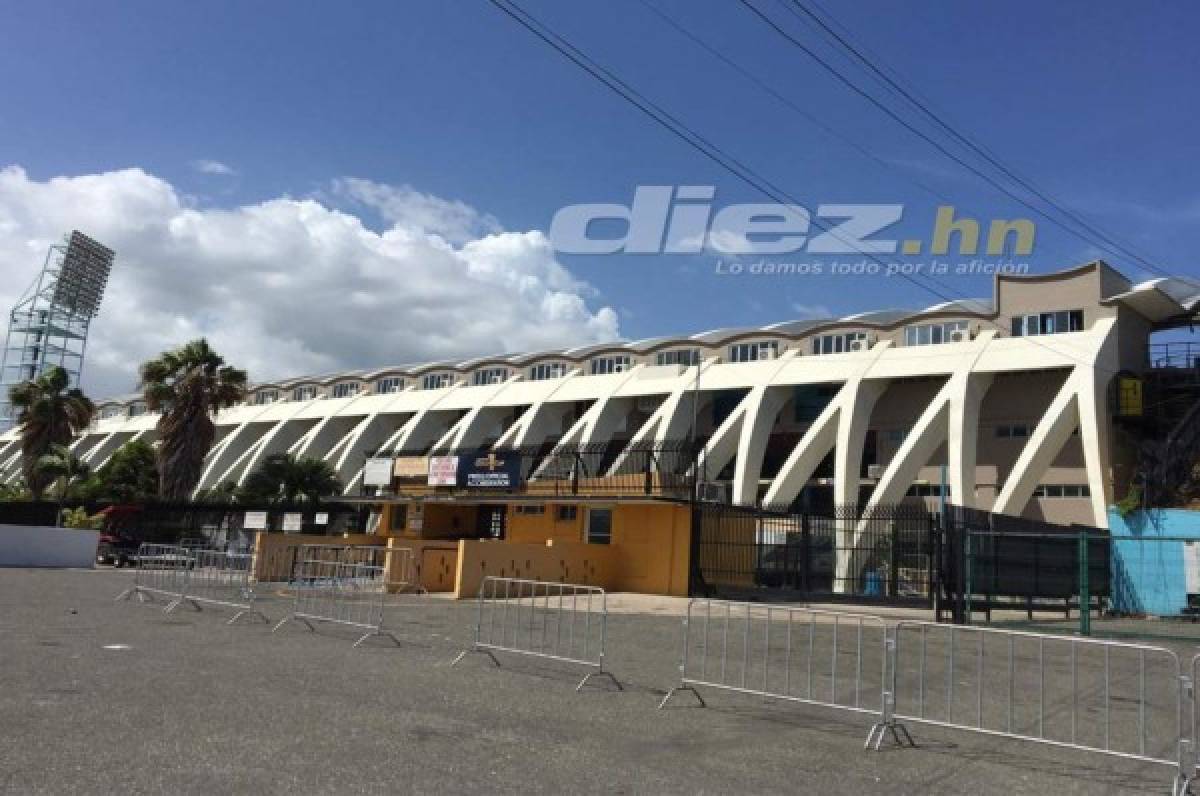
97 309 1088 413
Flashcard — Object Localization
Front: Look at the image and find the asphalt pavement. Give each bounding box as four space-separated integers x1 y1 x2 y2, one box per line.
0 568 1186 795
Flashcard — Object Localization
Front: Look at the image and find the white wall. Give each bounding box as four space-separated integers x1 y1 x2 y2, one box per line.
0 525 99 568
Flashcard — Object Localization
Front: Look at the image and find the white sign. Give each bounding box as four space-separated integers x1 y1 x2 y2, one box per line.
282 513 303 532
428 456 459 487
314 512 329 526
363 457 394 487
1186 541 1200 595
243 511 268 530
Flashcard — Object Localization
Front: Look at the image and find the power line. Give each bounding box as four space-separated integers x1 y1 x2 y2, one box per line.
778 0 1170 277
481 0 1120 375
635 0 1118 281
737 0 1171 279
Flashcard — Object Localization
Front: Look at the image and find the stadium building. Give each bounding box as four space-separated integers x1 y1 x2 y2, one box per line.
4 262 1199 598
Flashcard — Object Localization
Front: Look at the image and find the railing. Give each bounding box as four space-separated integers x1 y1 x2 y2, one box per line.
116 543 268 624
271 545 411 647
452 577 620 692
115 543 191 606
174 548 268 624
881 622 1191 794
367 440 698 500
658 599 889 721
1144 398 1200 506
1149 342 1200 370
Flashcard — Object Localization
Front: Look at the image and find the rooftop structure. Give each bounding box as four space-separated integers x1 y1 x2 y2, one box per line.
3 262 1198 535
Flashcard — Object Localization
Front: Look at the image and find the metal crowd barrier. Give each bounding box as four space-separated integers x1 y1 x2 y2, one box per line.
452 577 621 691
175 548 269 624
658 599 888 727
877 622 1191 795
271 545 411 647
116 544 268 624
115 543 192 606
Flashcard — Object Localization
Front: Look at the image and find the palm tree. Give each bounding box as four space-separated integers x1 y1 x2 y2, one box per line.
8 366 94 500
139 339 247 500
241 453 342 503
35 443 90 524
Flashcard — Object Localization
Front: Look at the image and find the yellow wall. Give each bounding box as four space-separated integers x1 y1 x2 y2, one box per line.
506 503 583 544
608 503 691 596
252 532 380 581
453 539 617 598
502 501 691 597
383 538 459 593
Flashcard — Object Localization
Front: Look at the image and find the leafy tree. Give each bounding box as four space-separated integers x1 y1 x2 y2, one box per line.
60 506 101 530
195 480 239 503
240 453 342 504
35 444 90 498
139 339 246 500
79 439 159 503
9 366 94 500
0 482 30 502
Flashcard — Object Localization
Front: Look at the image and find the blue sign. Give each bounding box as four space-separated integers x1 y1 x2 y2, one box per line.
459 451 522 489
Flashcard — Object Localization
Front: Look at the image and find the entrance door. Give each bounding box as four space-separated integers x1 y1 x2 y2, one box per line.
475 505 506 539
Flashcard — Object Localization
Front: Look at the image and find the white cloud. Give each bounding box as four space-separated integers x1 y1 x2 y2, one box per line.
0 166 620 400
789 302 832 320
191 159 237 176
332 177 500 245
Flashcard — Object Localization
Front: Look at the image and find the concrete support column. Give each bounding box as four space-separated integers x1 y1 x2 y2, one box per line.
993 374 1080 517
833 380 888 508
945 372 995 510
731 385 791 506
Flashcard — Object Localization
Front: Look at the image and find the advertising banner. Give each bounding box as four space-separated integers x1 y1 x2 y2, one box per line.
460 451 522 489
428 456 459 486
363 457 394 487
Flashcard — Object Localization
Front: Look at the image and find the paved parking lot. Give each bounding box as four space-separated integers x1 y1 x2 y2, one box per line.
0 568 1187 794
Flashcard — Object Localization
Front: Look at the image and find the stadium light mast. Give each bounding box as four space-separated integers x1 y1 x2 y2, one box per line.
0 231 115 430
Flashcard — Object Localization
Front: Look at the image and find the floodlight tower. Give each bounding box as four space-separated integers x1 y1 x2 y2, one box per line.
0 231 115 430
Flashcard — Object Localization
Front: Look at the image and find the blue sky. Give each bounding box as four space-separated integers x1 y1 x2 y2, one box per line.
1 0 1198 390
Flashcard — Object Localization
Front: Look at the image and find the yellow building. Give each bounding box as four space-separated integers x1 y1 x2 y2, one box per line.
372 496 693 598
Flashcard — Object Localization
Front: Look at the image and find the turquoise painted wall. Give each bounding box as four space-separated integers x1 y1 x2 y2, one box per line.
1108 508 1200 616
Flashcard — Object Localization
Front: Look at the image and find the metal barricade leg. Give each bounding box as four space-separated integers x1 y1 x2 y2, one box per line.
865 632 915 750
452 578 501 667
577 668 623 692
658 606 706 709
1176 671 1195 796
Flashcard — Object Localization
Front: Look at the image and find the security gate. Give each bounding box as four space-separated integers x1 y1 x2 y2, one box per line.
693 503 937 607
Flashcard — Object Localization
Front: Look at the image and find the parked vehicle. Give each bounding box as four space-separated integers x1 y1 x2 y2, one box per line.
95 533 140 568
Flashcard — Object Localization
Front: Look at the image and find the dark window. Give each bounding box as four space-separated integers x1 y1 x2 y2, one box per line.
388 505 407 531
586 508 613 545
555 505 578 522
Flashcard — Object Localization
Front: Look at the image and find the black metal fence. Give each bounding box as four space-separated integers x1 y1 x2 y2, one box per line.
369 439 698 500
0 499 367 544
939 504 1110 621
693 502 938 607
